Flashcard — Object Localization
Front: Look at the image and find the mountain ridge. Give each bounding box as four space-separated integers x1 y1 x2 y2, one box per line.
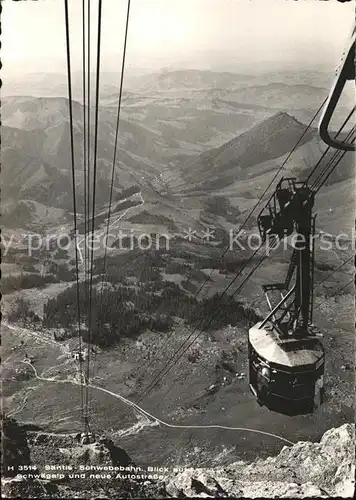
2 94 353 233
169 111 317 194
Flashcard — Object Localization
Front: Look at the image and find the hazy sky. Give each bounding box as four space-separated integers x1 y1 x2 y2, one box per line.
2 0 354 75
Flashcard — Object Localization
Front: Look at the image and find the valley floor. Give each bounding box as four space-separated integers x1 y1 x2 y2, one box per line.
2 304 354 469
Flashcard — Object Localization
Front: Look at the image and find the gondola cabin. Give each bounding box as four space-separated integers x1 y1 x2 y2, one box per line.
248 177 325 414
248 322 325 415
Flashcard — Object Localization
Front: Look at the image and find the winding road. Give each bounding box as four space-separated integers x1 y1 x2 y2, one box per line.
76 192 144 263
4 322 295 446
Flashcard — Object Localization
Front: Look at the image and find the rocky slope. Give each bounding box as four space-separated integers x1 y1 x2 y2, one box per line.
164 423 355 498
2 415 354 499
1 417 165 499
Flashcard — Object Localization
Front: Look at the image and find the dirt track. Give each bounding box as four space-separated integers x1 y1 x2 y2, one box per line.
2 320 353 467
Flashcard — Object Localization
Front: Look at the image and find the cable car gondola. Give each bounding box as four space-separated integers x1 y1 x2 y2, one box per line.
249 323 324 415
248 178 325 415
249 22 355 415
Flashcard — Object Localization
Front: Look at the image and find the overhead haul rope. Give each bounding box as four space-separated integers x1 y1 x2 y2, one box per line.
82 0 88 288
314 278 354 314
140 99 329 379
64 0 84 423
136 109 355 405
82 0 91 335
136 238 278 404
92 0 132 381
151 176 354 407
81 0 93 430
61 5 354 432
192 99 328 302
155 266 355 408
136 238 277 403
158 131 355 405
85 0 103 434
137 98 329 387
137 239 277 402
86 0 91 294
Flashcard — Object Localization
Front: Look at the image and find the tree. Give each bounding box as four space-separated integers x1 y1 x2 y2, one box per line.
54 248 69 260
7 297 31 325
1 414 32 478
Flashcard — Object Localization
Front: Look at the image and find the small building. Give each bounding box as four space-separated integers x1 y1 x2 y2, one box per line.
72 348 88 362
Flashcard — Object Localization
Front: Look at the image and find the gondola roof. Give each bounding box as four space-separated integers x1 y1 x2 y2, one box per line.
249 322 324 369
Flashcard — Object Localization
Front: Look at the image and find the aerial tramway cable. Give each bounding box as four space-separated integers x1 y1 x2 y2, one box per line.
140 100 329 378
81 0 91 428
136 237 278 404
155 261 355 408
85 0 103 434
82 0 92 337
61 0 355 434
136 107 355 405
86 0 91 291
313 277 354 314
192 99 328 302
65 0 132 433
314 256 353 291
138 243 279 405
82 0 88 290
64 0 85 423
142 224 354 407
92 0 132 378
136 98 332 398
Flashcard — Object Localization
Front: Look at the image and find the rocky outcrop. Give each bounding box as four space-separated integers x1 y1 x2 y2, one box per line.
164 424 355 498
1 415 32 478
1 415 59 498
2 423 167 499
2 417 354 498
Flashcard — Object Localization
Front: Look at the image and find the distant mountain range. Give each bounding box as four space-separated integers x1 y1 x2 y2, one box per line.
2 69 354 232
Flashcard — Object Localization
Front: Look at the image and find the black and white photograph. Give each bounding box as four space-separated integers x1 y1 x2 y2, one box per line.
1 0 355 498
